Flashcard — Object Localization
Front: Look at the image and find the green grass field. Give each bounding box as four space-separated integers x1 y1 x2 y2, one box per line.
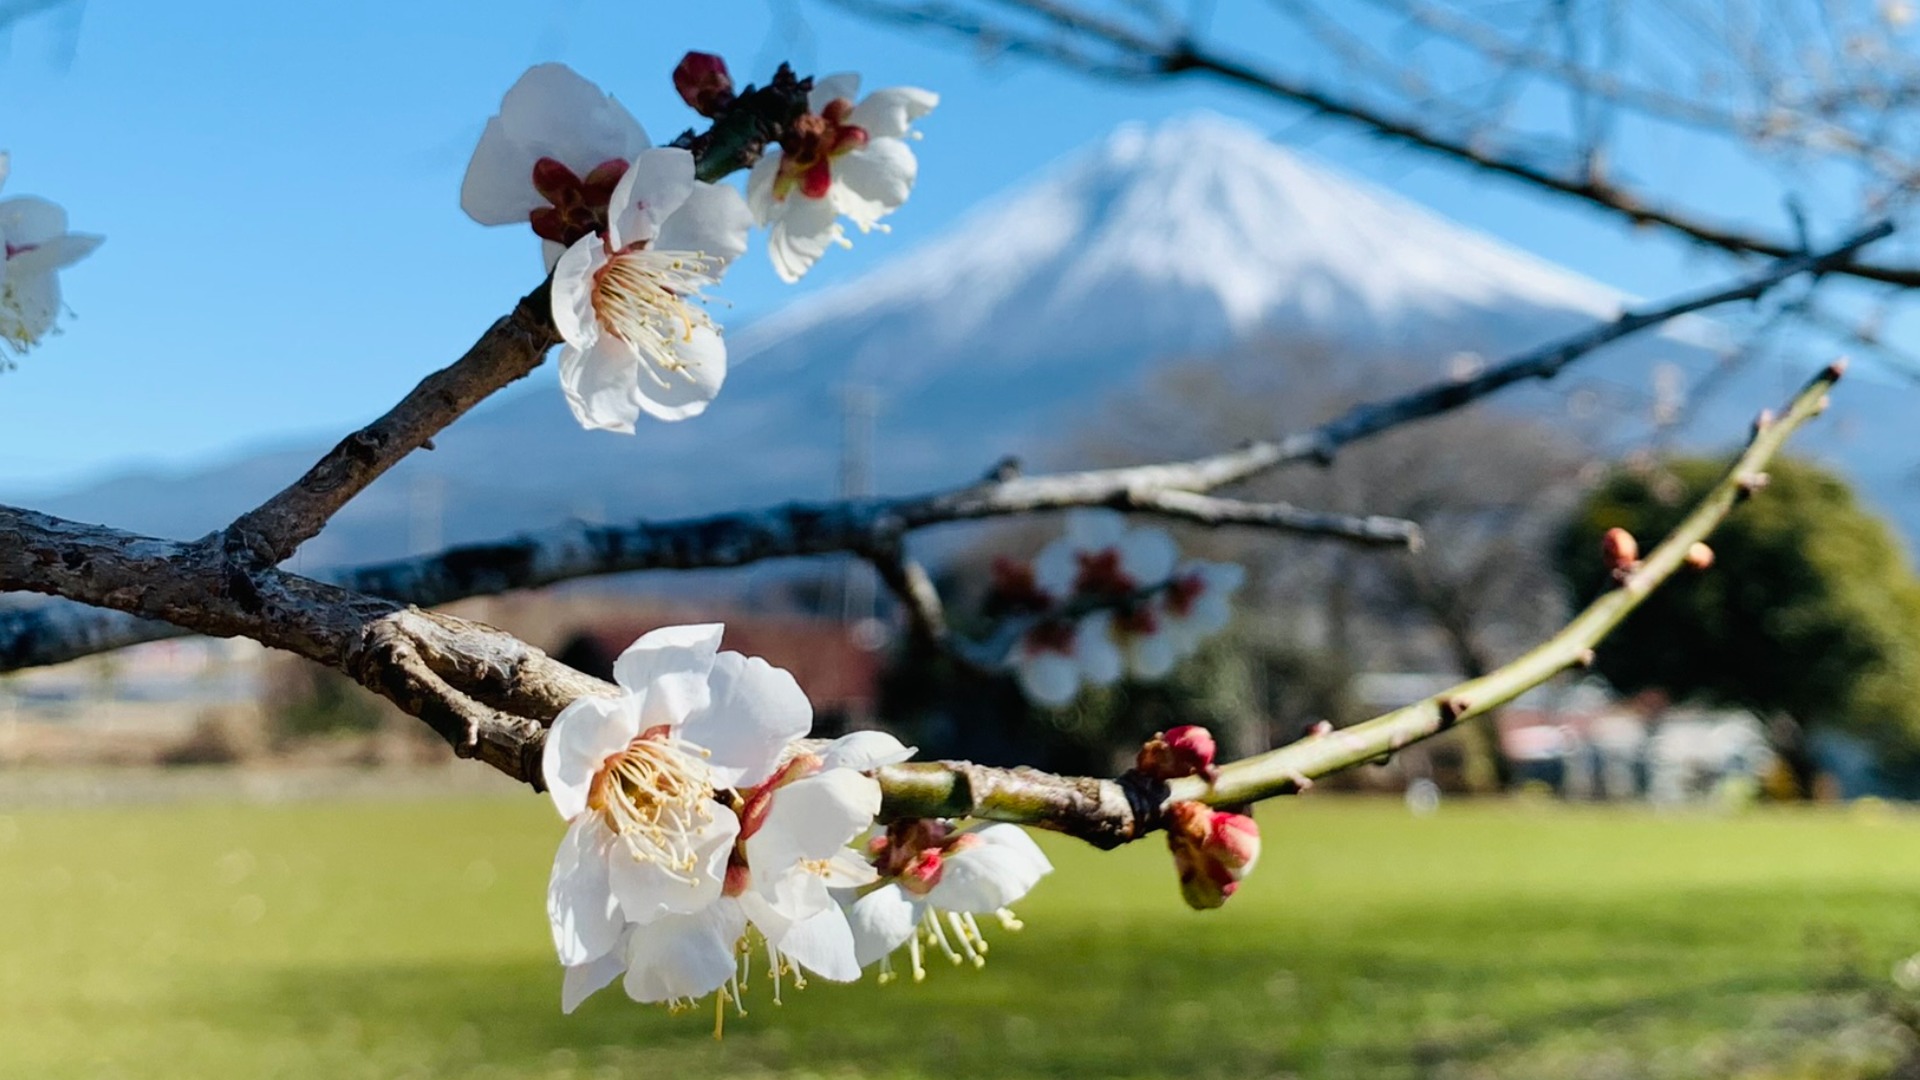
3 791 1919 1079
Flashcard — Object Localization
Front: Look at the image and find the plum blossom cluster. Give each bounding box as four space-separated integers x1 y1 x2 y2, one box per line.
989 510 1246 706
544 623 1050 1020
461 59 935 432
0 153 101 363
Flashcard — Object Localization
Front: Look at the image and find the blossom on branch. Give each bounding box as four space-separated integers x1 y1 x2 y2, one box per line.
0 154 102 359
550 147 751 431
546 623 922 1016
460 63 652 259
746 73 937 282
842 820 1052 982
543 624 800 1009
995 511 1248 705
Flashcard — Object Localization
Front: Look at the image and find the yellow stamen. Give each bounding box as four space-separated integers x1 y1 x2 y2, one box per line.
591 247 722 388
588 732 715 881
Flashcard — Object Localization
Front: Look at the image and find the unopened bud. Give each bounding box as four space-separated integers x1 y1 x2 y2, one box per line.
673 51 735 117
1136 724 1218 781
1601 527 1639 576
1166 801 1260 910
898 848 945 896
1685 542 1715 570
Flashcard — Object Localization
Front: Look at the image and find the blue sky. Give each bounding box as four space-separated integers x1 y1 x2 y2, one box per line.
0 0 1887 497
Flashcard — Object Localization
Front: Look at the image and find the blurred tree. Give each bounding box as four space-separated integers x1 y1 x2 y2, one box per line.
1559 455 1920 795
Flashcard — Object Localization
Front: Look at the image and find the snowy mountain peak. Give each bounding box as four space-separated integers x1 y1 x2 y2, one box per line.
734 111 1627 377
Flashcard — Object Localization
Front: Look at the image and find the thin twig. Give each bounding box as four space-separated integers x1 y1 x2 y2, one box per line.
830 0 1920 288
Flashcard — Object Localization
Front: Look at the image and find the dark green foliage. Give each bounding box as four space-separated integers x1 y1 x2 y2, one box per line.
1559 456 1920 763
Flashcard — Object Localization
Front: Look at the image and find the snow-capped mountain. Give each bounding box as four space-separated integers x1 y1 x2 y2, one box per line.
12 114 1906 569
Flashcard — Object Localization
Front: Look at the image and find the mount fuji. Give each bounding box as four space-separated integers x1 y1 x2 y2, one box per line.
13 114 1911 569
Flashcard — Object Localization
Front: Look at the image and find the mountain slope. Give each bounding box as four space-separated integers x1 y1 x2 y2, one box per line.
18 113 1898 571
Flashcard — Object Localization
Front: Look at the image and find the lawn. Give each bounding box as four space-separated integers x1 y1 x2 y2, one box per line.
3 790 1919 1079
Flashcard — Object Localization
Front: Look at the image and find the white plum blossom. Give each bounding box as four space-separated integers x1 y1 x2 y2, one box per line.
0 153 102 359
993 511 1245 705
546 624 922 1017
543 623 806 1010
460 63 652 260
549 147 751 431
746 73 937 282
842 821 1052 982
1155 559 1246 659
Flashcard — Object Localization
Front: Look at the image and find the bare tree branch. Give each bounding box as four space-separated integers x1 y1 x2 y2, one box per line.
882 359 1844 845
830 0 1920 287
223 284 559 568
0 221 1888 674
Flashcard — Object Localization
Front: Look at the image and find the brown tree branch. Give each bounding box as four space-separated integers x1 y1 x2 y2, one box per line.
0 220 1887 674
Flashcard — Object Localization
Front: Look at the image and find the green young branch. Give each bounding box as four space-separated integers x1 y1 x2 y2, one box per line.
869 362 1843 848
1163 360 1846 809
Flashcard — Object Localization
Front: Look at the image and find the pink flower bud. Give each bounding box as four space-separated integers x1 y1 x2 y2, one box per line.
1136 725 1218 781
1601 527 1639 575
673 52 735 117
1165 801 1260 910
899 848 945 896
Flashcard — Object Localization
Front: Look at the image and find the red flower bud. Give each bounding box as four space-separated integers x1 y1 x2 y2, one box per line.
673 52 735 117
1165 801 1260 910
1685 542 1715 570
1601 527 1639 576
1136 724 1218 781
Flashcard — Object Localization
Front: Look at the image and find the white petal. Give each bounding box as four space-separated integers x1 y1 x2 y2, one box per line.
848 86 938 138
557 339 641 435
607 147 695 250
745 770 880 872
542 694 641 819
1015 651 1079 707
1064 509 1127 550
461 63 649 226
622 899 747 1004
818 847 880 889
0 196 68 247
765 192 843 283
1075 612 1124 686
612 623 723 705
549 234 606 349
561 941 627 1014
1031 539 1079 598
548 817 623 965
928 824 1052 913
1118 526 1179 585
828 139 917 230
460 116 541 225
847 884 920 967
745 152 781 225
541 238 567 271
631 321 727 423
809 72 862 112
777 904 862 982
680 651 812 789
654 182 752 272
606 805 739 924
818 730 915 772
1128 629 1179 680
7 232 101 276
2 266 60 343
0 152 10 193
